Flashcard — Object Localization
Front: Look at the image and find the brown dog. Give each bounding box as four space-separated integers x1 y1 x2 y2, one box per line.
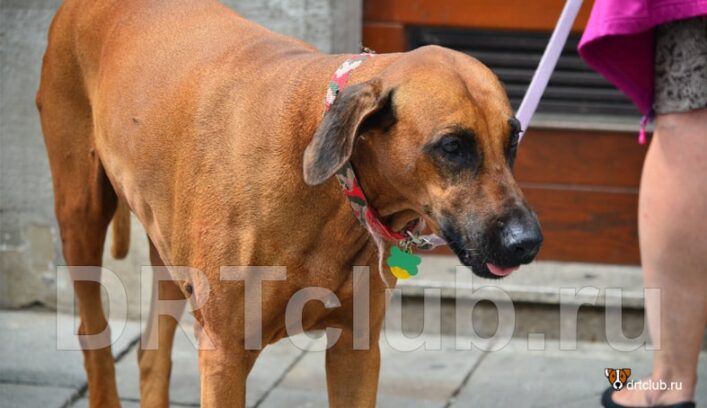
37 0 542 406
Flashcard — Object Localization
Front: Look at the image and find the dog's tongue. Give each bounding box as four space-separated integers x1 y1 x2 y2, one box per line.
486 263 519 277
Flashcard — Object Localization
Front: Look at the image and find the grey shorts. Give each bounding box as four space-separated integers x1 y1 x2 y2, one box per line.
653 16 707 114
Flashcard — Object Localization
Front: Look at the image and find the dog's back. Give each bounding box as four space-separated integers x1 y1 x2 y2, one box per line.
37 0 323 261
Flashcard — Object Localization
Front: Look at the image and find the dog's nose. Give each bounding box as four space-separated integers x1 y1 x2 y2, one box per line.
498 214 543 264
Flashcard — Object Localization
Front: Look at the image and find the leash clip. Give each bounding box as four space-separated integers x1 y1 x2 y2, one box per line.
404 231 433 251
400 236 414 253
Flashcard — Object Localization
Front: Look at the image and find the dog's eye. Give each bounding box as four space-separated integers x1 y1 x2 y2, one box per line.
425 129 479 175
440 137 461 156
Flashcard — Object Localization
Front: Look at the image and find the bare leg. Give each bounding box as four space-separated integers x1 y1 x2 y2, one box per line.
613 109 707 406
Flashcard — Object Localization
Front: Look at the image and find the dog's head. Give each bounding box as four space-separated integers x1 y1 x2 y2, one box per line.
303 45 542 278
605 368 632 391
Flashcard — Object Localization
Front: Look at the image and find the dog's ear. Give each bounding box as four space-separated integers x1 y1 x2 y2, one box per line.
303 79 395 186
622 368 631 378
604 368 611 378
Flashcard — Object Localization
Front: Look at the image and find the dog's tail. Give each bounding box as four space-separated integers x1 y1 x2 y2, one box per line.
111 199 131 259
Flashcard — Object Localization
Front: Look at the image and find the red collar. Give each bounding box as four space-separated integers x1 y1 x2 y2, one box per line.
335 163 420 241
325 54 418 242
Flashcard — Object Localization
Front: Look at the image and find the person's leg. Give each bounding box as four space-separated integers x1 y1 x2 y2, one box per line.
612 108 707 406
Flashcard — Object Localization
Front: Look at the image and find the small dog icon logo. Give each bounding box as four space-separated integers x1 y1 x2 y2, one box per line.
605 368 632 390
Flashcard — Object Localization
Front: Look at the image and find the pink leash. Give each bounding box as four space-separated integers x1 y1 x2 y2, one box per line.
516 0 585 141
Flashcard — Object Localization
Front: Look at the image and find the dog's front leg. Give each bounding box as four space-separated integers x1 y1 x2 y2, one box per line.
195 281 261 408
325 328 381 407
199 316 260 408
198 331 259 407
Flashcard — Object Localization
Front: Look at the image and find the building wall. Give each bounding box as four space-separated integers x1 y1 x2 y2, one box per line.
0 0 361 311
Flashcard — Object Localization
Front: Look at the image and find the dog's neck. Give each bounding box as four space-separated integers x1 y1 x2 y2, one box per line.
352 159 420 234
271 52 416 275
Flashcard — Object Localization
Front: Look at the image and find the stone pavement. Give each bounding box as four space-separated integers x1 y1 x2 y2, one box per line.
402 257 645 308
1 309 705 408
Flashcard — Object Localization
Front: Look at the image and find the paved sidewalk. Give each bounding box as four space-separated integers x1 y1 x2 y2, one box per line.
1 309 705 407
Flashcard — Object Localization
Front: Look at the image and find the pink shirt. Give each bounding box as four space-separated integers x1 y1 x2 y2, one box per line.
579 0 707 115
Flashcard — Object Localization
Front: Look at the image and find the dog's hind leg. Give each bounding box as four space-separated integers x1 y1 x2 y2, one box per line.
38 96 121 405
138 239 186 408
39 105 121 405
37 8 121 407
